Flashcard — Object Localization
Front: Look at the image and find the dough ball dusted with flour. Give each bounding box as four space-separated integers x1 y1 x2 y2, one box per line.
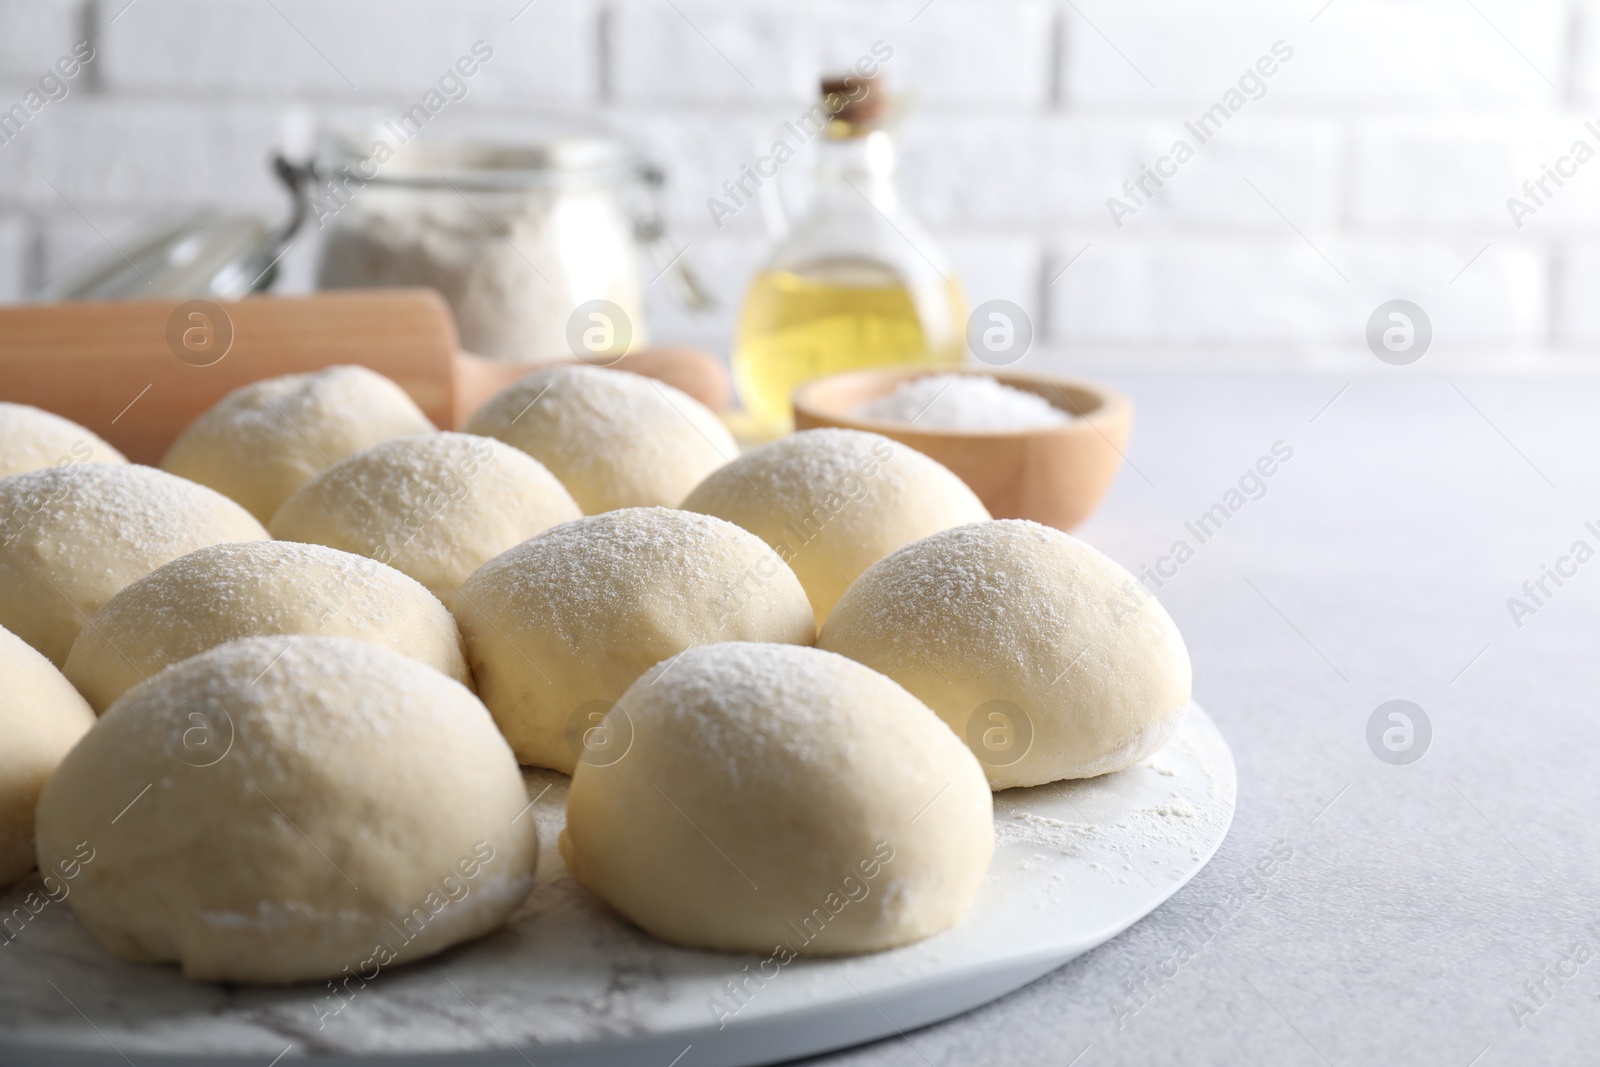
0 464 268 665
269 432 580 610
161 365 435 523
0 402 125 478
63 541 471 713
35 636 538 985
561 643 993 954
819 520 1192 790
681 428 989 623
464 365 737 514
455 508 814 773
0 625 95 886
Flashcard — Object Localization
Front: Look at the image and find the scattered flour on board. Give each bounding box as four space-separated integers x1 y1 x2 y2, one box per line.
994 811 1103 854
1152 795 1197 817
994 719 1231 872
1111 794 1220 863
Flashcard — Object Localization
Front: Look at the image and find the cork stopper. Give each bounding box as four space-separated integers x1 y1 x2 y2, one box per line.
820 73 888 131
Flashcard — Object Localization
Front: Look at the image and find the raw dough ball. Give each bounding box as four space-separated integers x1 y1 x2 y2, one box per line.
561 642 993 954
35 636 538 985
681 428 989 623
269 432 580 610
0 464 268 666
0 625 95 886
819 520 1193 789
0 402 125 478
161 365 435 523
464 365 737 514
63 541 471 713
456 507 814 772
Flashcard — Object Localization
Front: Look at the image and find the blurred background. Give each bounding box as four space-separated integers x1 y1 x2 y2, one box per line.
0 0 1585 373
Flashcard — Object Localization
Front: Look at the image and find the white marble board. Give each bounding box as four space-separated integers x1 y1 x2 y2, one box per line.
0 703 1235 1067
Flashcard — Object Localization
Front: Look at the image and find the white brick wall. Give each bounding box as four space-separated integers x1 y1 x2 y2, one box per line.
1049 238 1546 347
98 0 597 105
12 100 288 210
611 0 1054 106
1061 0 1567 110
0 215 32 301
0 1 85 90
0 0 1597 368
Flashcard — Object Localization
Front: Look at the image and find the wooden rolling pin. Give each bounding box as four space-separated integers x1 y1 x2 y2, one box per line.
0 289 731 464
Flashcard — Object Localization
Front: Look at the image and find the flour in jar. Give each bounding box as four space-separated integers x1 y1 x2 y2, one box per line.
317 185 643 362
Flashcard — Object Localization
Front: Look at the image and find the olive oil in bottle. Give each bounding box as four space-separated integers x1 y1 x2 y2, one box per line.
732 74 966 436
734 262 965 431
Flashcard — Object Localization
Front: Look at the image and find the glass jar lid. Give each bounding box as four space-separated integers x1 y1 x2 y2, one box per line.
316 113 637 190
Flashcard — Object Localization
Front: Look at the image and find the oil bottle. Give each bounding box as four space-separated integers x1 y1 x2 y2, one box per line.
732 75 966 436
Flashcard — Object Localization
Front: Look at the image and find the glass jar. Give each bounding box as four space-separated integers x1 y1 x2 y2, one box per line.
310 118 703 362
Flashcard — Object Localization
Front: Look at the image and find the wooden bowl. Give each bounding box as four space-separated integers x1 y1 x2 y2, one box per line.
792 367 1133 532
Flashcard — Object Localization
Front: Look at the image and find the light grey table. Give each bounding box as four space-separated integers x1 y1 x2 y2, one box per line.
803 372 1600 1067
